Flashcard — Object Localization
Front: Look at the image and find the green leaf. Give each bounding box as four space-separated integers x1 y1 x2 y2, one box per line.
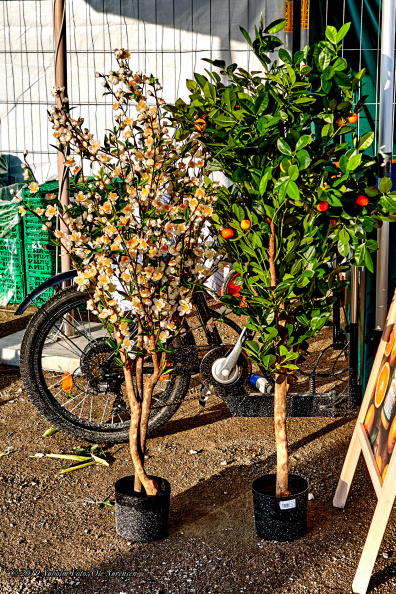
264 19 286 34
380 177 393 194
296 135 311 151
333 57 348 71
352 68 366 89
339 228 350 245
43 427 58 437
223 87 237 111
245 340 260 353
285 63 296 85
286 180 300 200
277 138 293 156
259 168 272 196
297 150 312 170
322 65 335 80
364 250 374 273
288 164 299 181
338 239 349 257
318 49 331 71
232 167 248 183
325 25 338 44
278 48 292 64
336 22 351 43
203 81 216 102
321 77 332 93
194 72 208 90
239 26 252 46
347 153 362 171
358 132 374 151
46 453 91 462
213 114 237 127
354 243 365 266
254 93 269 115
334 72 351 90
321 123 333 137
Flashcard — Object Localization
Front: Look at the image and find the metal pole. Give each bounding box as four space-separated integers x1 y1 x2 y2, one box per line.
284 1 293 54
349 266 359 405
300 0 309 49
53 0 71 275
375 0 396 335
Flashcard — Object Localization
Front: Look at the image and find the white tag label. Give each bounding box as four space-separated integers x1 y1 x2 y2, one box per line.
279 499 296 510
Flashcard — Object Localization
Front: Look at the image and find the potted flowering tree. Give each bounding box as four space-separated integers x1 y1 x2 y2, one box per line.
169 19 396 540
21 49 221 542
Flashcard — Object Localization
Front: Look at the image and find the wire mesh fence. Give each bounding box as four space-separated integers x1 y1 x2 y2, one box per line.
0 0 280 182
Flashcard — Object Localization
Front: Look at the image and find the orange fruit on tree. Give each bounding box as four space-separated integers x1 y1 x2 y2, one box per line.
240 219 251 230
194 117 207 132
388 416 396 453
330 219 337 226
356 195 369 206
364 403 375 435
375 362 390 408
316 201 329 212
336 117 344 127
348 112 358 124
376 456 382 474
385 326 395 357
221 227 234 239
382 464 389 482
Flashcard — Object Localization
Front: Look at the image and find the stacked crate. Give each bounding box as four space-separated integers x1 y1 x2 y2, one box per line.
22 180 61 306
0 220 25 305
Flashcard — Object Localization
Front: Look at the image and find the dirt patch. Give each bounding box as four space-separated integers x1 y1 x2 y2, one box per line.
1 369 396 593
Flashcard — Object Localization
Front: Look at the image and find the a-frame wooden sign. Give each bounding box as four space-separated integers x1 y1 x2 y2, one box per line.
334 289 396 594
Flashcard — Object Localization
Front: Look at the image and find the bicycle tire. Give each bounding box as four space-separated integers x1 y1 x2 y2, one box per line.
20 286 193 443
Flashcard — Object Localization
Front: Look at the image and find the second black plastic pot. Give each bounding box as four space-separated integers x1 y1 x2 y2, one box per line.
252 473 309 541
115 475 171 542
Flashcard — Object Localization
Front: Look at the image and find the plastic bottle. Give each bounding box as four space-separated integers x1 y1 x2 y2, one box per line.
249 373 270 394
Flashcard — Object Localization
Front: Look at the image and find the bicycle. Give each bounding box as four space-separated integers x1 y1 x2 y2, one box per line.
17 270 261 444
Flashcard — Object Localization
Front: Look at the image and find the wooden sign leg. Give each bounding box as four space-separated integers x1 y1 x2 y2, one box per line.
333 426 362 508
352 482 396 594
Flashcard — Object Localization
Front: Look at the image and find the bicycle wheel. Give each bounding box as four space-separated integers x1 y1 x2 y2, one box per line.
20 286 193 443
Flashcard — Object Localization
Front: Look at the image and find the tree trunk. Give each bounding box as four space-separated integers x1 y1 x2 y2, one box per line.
274 373 290 497
123 363 157 497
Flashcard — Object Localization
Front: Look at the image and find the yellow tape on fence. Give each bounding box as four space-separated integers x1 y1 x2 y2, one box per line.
301 0 310 30
285 1 293 33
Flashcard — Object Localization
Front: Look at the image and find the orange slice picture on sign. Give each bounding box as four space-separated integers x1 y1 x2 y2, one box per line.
385 326 395 357
62 373 73 392
375 362 390 408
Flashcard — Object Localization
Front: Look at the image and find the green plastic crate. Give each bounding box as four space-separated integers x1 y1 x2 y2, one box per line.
0 238 25 304
22 179 73 243
0 272 25 304
25 272 55 306
0 238 24 272
24 239 58 275
1 220 22 239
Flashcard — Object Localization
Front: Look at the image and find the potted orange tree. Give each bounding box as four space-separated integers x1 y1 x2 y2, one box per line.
21 49 222 542
169 19 396 540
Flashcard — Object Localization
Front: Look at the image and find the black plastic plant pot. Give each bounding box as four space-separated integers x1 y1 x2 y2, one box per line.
115 475 171 542
252 473 309 542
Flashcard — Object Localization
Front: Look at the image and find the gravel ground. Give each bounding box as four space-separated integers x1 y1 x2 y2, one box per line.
1 309 396 594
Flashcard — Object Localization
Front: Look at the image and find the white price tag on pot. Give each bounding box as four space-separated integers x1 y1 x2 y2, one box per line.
279 499 296 510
